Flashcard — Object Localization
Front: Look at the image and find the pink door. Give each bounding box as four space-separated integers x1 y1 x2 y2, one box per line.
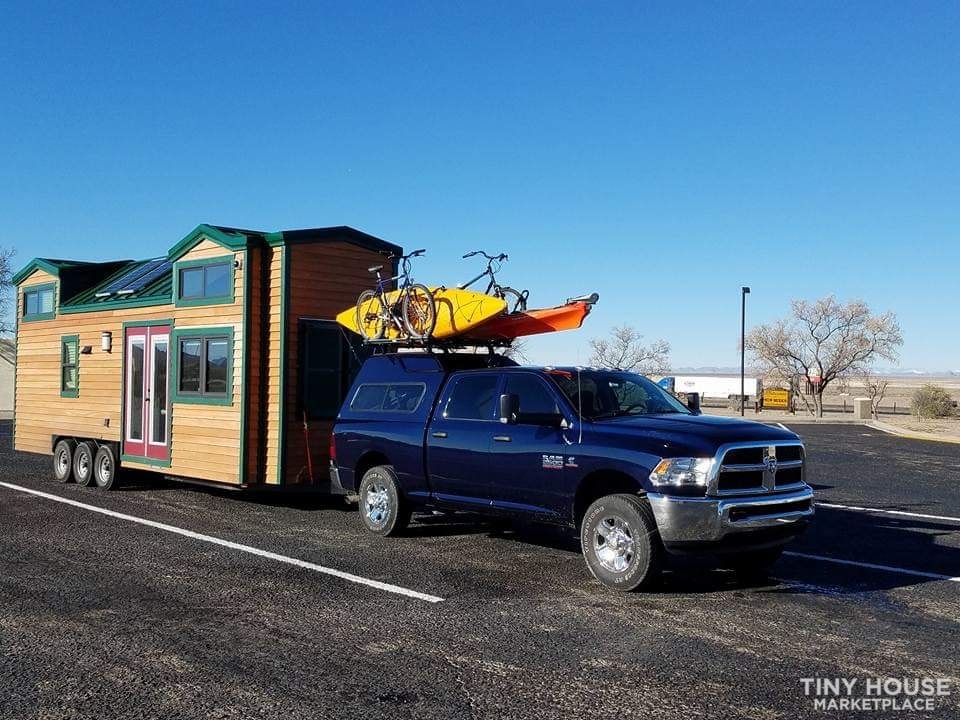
123 325 170 462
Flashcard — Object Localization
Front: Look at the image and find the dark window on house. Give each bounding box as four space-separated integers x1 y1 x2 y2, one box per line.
23 285 55 319
60 336 79 397
178 262 232 301
443 375 499 420
350 383 426 413
177 335 230 400
299 320 369 421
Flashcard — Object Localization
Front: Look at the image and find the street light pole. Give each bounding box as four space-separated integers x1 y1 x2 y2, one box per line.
741 286 750 416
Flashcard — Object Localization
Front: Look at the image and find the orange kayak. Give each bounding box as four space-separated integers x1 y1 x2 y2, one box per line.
465 294 598 341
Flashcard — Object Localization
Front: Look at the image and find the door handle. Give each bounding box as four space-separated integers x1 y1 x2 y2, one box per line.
431 431 448 439
493 435 511 442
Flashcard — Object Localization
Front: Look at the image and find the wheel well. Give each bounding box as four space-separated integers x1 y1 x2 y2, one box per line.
354 451 391 490
573 470 644 528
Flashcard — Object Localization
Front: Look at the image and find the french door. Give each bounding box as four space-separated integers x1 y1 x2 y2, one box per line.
123 325 171 462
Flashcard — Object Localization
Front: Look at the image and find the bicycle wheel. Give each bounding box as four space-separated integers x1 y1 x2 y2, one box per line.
401 284 436 340
500 286 528 313
356 289 386 340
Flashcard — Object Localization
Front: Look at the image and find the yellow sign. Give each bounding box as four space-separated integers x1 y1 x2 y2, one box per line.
763 388 791 410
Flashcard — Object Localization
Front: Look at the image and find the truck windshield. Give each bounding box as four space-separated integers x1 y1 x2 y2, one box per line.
549 370 691 420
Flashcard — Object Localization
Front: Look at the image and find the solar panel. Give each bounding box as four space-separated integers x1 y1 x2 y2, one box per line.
118 260 171 294
94 258 167 298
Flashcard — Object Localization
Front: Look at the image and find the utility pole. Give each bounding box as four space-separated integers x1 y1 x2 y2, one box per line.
741 286 750 416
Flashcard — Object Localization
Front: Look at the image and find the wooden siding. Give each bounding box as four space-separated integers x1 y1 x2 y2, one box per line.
14 242 247 485
263 245 285 484
283 241 383 484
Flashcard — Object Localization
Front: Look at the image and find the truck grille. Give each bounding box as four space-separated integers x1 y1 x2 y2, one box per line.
715 444 805 495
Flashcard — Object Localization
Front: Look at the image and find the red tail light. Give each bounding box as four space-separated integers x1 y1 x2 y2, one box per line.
329 434 337 463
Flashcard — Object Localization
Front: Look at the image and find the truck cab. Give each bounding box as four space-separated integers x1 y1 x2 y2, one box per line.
331 352 814 591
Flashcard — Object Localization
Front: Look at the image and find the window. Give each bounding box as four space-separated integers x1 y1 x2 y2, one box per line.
171 327 233 405
175 257 234 306
550 370 689 419
350 383 426 413
299 320 369 420
443 375 499 420
23 283 56 321
504 373 560 423
60 335 79 398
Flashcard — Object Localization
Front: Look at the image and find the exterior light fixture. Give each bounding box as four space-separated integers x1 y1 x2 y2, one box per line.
101 331 112 353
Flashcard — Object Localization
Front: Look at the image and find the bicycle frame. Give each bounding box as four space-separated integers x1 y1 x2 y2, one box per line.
370 256 417 331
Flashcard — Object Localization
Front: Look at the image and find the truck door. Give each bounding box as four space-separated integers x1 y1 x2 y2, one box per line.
488 372 571 519
426 372 501 508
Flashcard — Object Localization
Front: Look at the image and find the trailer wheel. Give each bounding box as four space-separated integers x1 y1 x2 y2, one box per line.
93 445 119 490
72 441 95 487
580 494 663 592
358 465 410 536
53 439 76 483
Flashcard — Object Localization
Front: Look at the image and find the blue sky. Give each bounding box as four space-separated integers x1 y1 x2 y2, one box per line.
1 2 957 370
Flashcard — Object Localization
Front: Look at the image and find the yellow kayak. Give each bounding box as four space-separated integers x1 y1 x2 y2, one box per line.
337 287 507 340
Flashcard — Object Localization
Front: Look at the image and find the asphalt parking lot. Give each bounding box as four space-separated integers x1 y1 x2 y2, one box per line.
1 421 958 719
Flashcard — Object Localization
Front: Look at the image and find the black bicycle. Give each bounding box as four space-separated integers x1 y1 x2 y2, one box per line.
458 250 529 312
356 249 436 341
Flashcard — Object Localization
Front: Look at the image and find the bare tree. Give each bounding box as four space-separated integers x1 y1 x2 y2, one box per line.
502 338 530 363
860 371 890 419
0 247 13 335
746 296 902 417
588 326 670 375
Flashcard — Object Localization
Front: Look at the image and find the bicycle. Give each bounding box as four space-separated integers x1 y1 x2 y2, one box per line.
458 250 529 312
356 249 437 341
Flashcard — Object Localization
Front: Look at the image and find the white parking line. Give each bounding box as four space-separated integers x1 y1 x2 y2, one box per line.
783 551 960 583
817 501 960 524
0 482 444 604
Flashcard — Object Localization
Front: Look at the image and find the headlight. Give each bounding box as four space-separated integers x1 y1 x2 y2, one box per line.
649 457 713 488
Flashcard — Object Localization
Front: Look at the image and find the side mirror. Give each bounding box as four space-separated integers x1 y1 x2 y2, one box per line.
499 393 519 424
686 392 701 415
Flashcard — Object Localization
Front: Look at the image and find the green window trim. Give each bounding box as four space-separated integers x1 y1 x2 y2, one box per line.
22 282 57 322
173 255 235 308
170 326 235 406
60 335 79 398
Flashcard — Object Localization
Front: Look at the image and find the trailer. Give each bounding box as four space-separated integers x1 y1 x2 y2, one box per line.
12 223 400 491
671 375 762 402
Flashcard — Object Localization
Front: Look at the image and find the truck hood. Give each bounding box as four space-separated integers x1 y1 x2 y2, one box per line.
585 413 800 457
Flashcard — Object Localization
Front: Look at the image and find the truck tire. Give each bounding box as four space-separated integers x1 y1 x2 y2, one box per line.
53 439 76 483
725 548 784 581
581 494 663 592
358 466 410 536
93 445 119 490
72 441 96 487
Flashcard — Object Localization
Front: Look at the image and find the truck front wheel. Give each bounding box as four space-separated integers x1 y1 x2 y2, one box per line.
581 494 663 592
358 466 411 537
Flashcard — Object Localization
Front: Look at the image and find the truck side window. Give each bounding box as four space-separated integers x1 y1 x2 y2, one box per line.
504 374 560 421
443 375 499 420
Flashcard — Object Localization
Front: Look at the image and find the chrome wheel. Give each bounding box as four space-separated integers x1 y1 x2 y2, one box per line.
97 454 112 483
364 483 391 527
78 454 89 478
56 449 70 476
593 515 636 573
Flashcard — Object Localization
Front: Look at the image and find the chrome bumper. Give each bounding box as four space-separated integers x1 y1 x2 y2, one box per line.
648 486 814 545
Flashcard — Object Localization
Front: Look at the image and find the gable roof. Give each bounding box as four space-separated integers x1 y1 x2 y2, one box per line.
13 222 401 314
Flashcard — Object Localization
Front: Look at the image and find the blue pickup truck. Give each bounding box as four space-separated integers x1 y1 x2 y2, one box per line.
330 352 814 591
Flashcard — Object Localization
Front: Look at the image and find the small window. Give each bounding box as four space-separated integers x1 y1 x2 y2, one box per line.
176 258 233 305
443 375 499 420
504 374 560 422
23 284 55 321
173 331 231 404
60 336 79 397
350 383 426 413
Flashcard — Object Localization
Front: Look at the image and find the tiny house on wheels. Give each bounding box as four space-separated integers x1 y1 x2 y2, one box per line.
12 223 400 490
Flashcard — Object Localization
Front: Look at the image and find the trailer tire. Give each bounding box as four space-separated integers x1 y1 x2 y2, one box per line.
581 494 663 592
53 439 76 483
72 441 95 487
358 465 410 536
93 445 119 490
